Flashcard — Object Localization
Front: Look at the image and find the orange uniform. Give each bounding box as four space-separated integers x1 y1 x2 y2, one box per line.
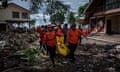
44 31 56 47
36 28 46 42
56 28 63 36
67 29 83 44
36 28 42 34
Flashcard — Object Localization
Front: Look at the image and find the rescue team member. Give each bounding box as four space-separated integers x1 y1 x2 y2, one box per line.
63 24 68 43
36 26 46 49
40 27 46 47
67 24 84 62
56 23 63 36
36 26 42 35
36 26 42 48
44 24 56 65
78 25 82 45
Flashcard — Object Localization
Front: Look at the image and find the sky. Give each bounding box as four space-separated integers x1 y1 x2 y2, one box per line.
11 0 89 26
60 0 89 13
11 0 89 13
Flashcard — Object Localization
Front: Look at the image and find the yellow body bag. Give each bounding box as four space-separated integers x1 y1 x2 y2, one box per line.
56 36 69 56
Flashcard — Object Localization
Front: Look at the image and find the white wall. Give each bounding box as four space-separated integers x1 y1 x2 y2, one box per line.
0 4 30 21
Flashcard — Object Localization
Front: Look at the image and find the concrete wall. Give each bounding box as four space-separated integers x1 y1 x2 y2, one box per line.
0 4 30 21
106 15 120 34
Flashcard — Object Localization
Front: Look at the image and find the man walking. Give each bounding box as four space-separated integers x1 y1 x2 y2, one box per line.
67 24 84 62
44 24 56 66
63 24 68 43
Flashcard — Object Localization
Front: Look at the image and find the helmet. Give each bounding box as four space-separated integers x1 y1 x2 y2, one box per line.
47 24 52 28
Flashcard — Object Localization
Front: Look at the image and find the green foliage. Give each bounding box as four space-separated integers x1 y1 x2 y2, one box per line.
24 46 39 63
23 46 47 64
67 12 76 24
30 0 43 14
78 3 88 17
30 19 36 26
23 0 70 24
50 10 65 24
2 0 8 8
29 0 70 15
50 14 56 24
45 0 70 15
0 0 11 8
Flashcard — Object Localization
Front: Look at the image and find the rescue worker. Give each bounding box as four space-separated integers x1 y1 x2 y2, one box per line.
63 24 68 43
36 26 42 34
56 22 63 36
44 24 56 65
78 25 82 45
67 24 84 62
40 25 45 48
36 26 46 49
35 26 42 48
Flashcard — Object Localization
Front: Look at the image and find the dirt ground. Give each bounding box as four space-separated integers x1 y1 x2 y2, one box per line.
1 43 120 72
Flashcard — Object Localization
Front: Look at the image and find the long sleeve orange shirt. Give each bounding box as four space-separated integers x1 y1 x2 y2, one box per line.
44 31 56 47
67 29 83 44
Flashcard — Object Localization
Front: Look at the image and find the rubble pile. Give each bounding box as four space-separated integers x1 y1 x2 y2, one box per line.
0 32 39 50
76 44 120 72
0 32 39 71
0 33 120 72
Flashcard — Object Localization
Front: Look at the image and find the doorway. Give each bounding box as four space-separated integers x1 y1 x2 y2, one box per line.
106 19 112 34
0 24 7 32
